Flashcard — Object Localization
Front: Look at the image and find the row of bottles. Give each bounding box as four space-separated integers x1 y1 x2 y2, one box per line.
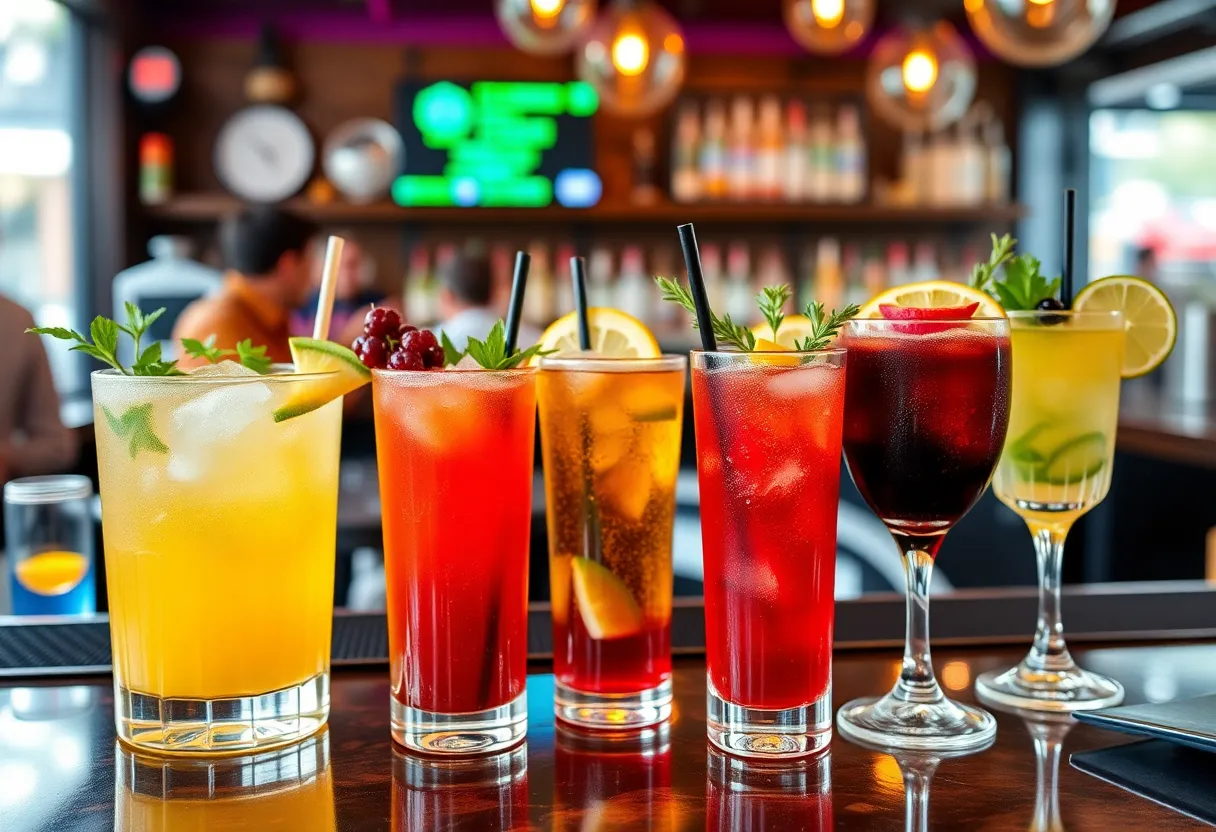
400 238 988 332
880 103 1012 207
670 96 867 205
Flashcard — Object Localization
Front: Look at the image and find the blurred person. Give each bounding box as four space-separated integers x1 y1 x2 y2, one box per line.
173 208 317 368
0 293 77 485
292 234 396 347
433 253 540 352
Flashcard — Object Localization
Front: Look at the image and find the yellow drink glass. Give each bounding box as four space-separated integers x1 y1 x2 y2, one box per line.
978 310 1126 712
92 368 341 754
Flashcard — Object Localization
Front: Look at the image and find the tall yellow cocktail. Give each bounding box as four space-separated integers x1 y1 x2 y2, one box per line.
93 367 341 754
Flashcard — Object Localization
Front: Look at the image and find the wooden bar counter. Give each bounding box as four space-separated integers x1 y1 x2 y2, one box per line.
6 640 1214 830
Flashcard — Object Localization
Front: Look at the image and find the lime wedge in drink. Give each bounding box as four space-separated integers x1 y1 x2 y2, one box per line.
273 337 371 422
571 557 644 640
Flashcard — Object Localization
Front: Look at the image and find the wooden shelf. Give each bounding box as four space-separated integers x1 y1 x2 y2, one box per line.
142 193 1028 226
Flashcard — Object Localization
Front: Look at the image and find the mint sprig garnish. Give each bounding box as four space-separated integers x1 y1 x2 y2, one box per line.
102 403 169 459
795 301 861 351
29 303 180 376
971 233 1061 311
448 320 552 369
182 335 273 374
655 275 755 351
440 331 465 367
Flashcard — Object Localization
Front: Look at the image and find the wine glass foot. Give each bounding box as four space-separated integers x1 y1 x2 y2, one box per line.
836 693 997 752
975 665 1124 713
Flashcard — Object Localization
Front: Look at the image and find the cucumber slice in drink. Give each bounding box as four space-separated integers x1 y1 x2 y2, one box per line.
273 337 371 422
1039 432 1107 485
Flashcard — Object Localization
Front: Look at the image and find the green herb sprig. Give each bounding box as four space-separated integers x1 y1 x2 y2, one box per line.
442 320 552 370
182 335 273 374
971 233 1061 311
656 276 858 352
29 303 180 376
655 276 756 351
795 301 861 351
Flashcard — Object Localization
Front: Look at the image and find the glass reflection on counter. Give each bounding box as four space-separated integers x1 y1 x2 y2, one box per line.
554 723 674 830
706 747 832 831
850 735 991 832
114 731 334 831
392 744 528 832
0 686 98 832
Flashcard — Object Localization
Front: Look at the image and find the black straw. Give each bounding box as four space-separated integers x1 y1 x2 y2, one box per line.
570 256 592 351
677 223 717 351
1061 188 1076 308
504 251 531 353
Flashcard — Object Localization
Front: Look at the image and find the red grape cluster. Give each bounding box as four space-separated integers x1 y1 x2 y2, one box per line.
352 307 444 371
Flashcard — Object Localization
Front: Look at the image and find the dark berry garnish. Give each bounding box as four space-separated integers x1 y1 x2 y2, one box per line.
423 344 445 369
387 348 424 371
1035 297 1067 326
351 334 388 369
397 323 417 339
364 306 402 339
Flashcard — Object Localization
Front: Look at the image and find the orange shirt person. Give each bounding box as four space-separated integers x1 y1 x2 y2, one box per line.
173 208 318 369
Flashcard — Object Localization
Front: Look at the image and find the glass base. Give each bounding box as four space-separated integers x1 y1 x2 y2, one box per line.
554 678 672 730
837 692 996 752
707 680 832 759
976 664 1125 713
115 673 329 756
392 691 527 756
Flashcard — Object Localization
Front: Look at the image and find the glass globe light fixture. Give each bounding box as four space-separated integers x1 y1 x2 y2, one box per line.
496 0 597 57
865 21 976 131
577 0 686 117
965 0 1115 67
783 0 875 55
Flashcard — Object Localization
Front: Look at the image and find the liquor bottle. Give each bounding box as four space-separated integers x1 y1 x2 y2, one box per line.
808 106 833 203
523 241 553 326
924 131 948 205
862 246 886 298
985 118 1011 205
901 129 925 205
955 116 986 206
405 245 436 325
887 241 911 287
798 243 816 308
616 246 651 324
724 243 753 323
671 102 702 203
755 96 784 202
814 238 843 311
912 241 940 283
843 243 866 306
783 100 809 203
727 96 756 201
835 105 866 204
701 242 726 315
631 127 660 205
754 245 789 302
700 99 728 200
588 246 614 308
650 246 681 328
554 243 576 317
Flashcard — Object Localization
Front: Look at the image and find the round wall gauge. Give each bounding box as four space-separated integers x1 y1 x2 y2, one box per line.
214 105 315 203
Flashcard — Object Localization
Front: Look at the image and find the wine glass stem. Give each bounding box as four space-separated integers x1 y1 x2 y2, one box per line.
1031 735 1065 832
1025 523 1075 674
897 545 943 703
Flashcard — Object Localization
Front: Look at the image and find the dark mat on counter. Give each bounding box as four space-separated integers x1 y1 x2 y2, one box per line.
1074 694 1216 754
1071 739 1216 827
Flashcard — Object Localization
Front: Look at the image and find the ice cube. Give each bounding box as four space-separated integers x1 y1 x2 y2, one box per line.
165 380 272 481
455 354 480 369
189 359 260 377
766 365 842 401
